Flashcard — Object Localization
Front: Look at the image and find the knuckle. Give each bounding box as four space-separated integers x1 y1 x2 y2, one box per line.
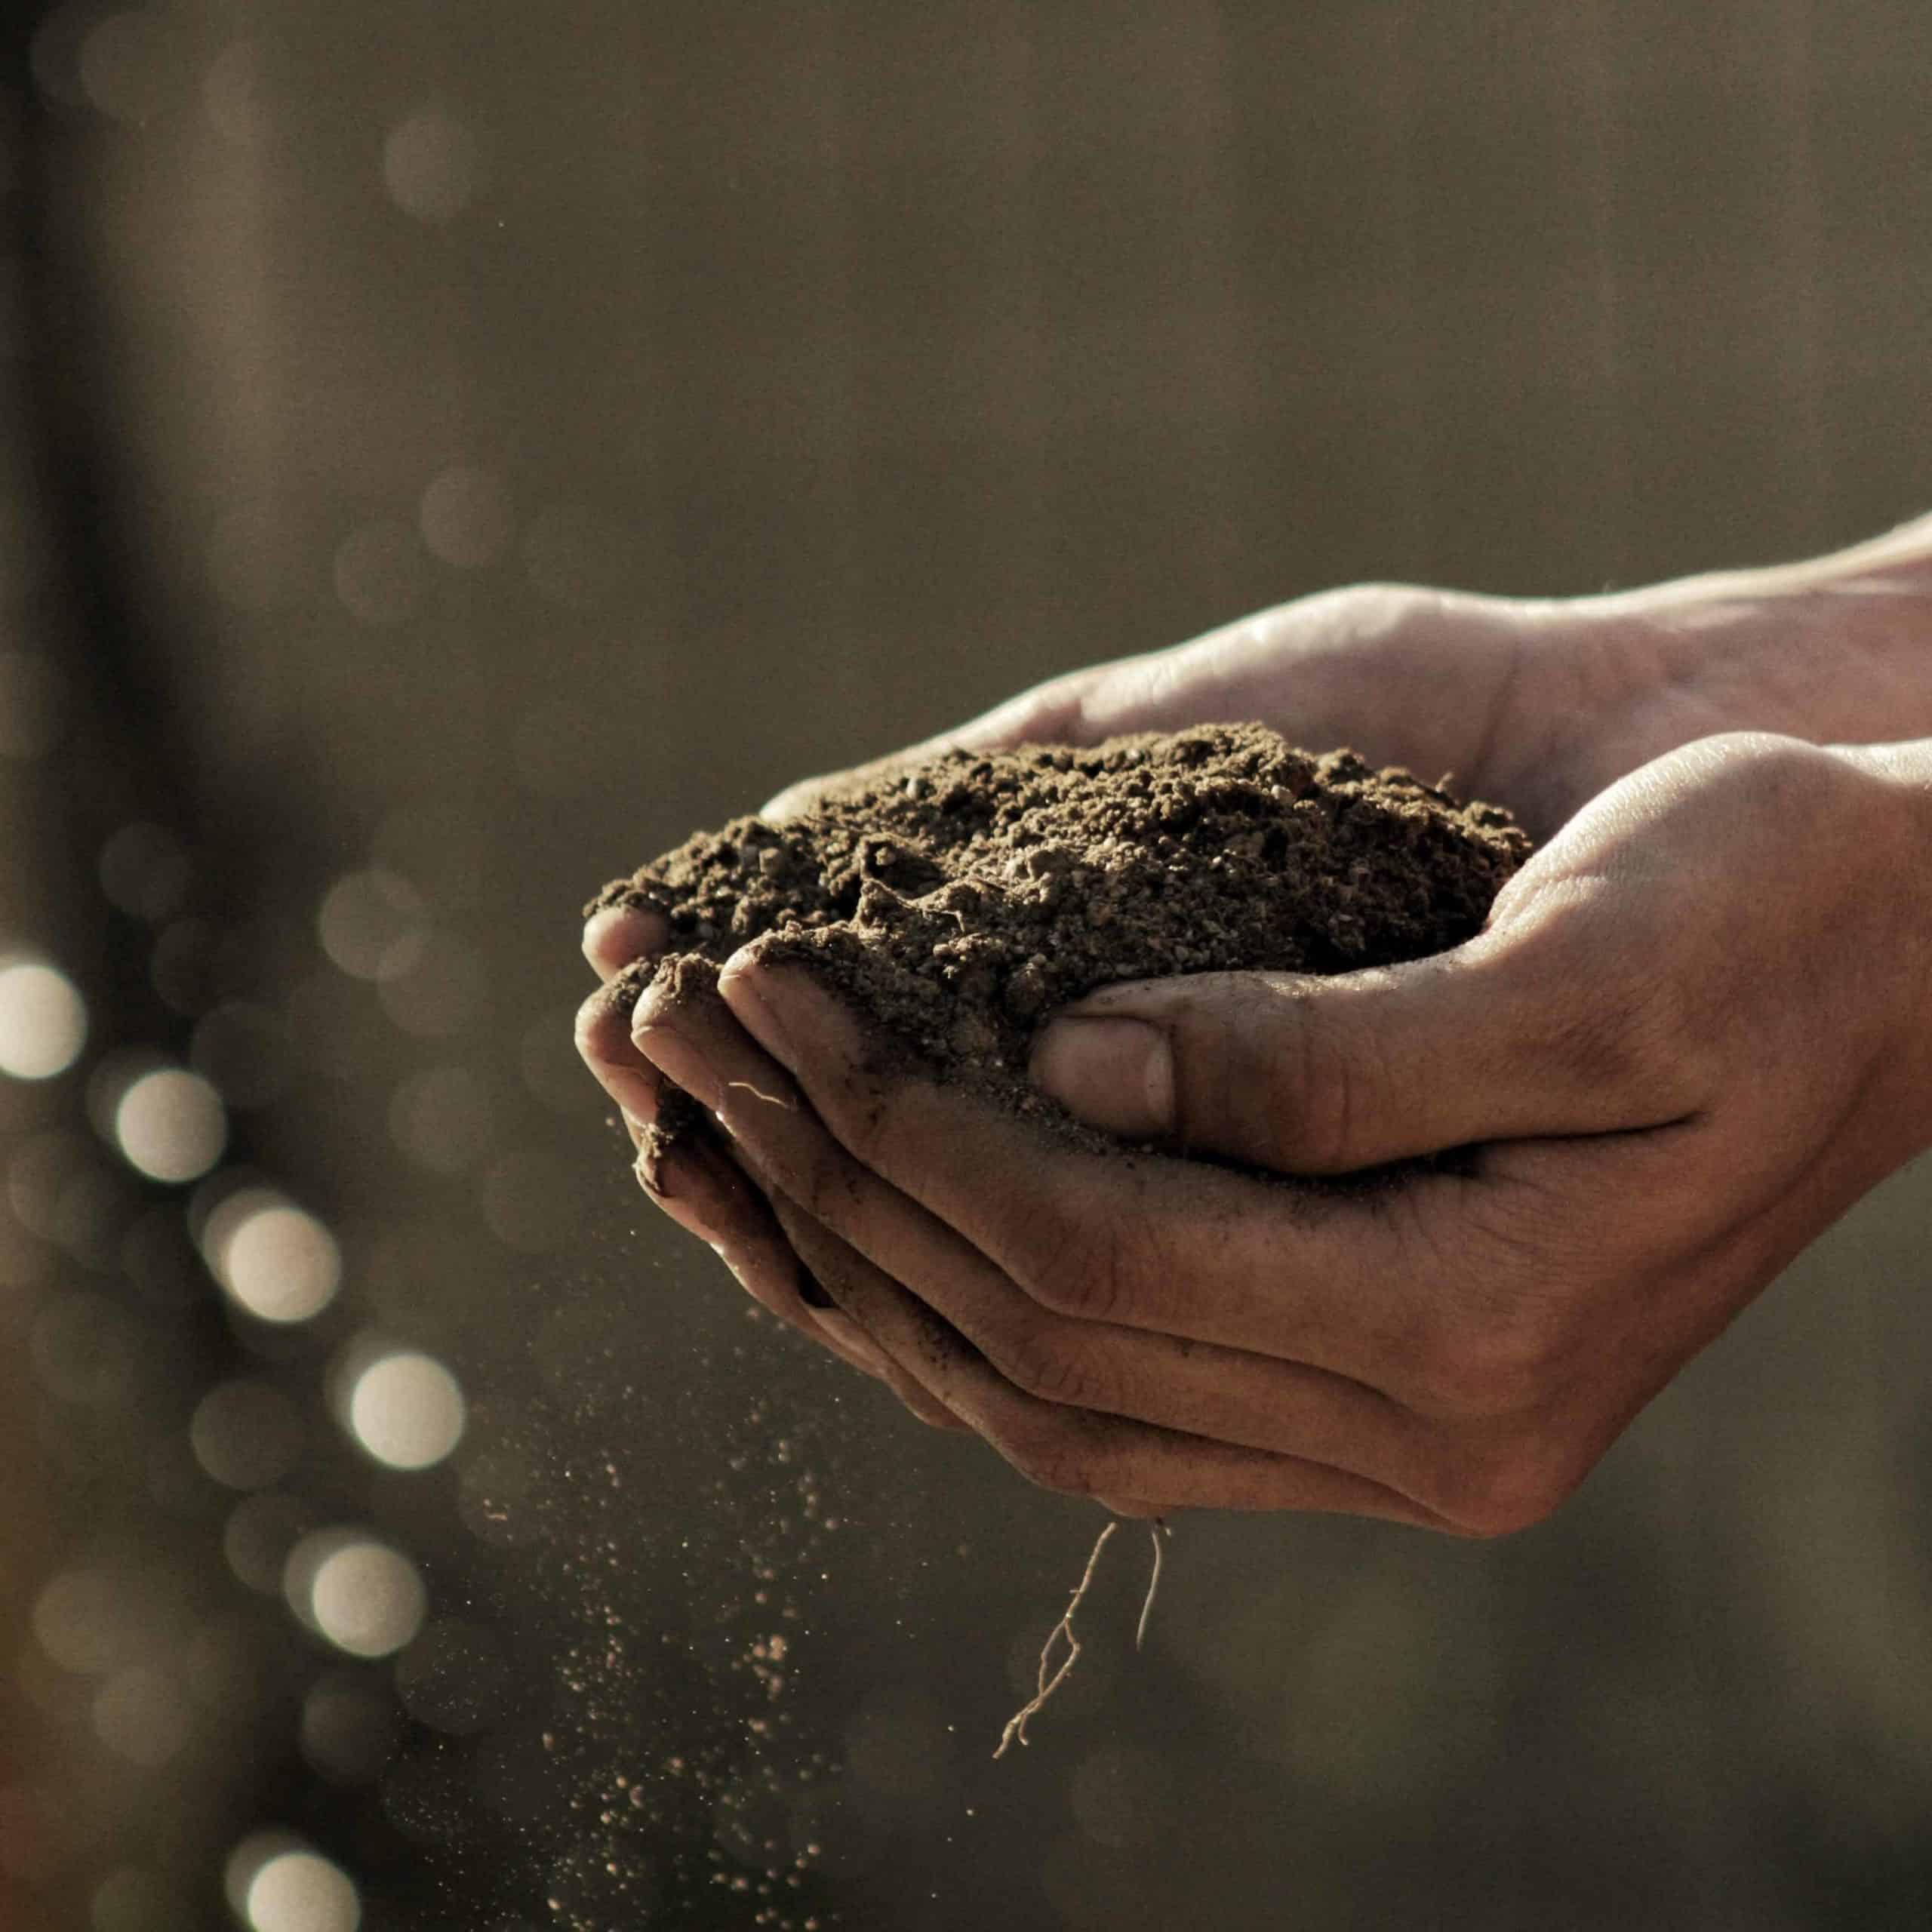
811 1055 897 1169
1298 580 1430 641
1545 957 1709 1111
1001 1327 1104 1410
791 1142 861 1228
1497 872 1716 1115
1441 1436 1580 1539
1420 1302 1562 1417
1002 1422 1101 1499
1020 1212 1133 1323
1694 729 1835 798
1269 1000 1373 1173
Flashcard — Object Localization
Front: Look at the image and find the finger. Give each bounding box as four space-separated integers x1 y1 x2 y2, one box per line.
709 1125 960 1418
760 1186 971 1431
574 968 667 1126
592 971 886 1382
582 903 670 982
635 1122 891 1383
1027 912 1706 1174
712 951 1478 1396
727 1084 1420 1479
585 949 905 1395
639 971 1458 1475
756 1201 1450 1525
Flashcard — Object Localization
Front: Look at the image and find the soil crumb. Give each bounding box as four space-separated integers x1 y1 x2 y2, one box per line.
587 724 1529 1158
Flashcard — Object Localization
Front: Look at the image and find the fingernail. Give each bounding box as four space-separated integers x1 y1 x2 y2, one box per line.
580 905 633 976
719 960 795 1072
632 1023 721 1113
1030 1017 1174 1137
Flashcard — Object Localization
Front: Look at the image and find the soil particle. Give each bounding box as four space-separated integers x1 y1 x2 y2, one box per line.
587 724 1530 1160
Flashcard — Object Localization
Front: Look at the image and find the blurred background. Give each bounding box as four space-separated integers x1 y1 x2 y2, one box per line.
2 2 1930 1927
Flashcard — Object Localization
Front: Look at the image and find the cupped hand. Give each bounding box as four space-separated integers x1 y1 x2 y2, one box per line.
577 555 1932 1504
622 732 1932 1527
578 579 1558 1461
578 585 1602 1391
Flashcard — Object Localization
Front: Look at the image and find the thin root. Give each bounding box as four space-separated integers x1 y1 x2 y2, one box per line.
993 1516 1174 1759
1135 1518 1171 1651
723 1079 795 1109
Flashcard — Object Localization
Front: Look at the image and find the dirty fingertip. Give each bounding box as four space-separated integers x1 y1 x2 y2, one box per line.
582 903 669 981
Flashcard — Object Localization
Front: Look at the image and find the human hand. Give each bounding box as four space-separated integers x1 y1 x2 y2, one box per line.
576 584 1598 1429
579 539 1932 1478
623 731 1932 1527
579 580 1524 1430
758 528 1932 841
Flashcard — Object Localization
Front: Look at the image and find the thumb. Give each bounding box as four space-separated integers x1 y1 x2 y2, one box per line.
1027 933 1694 1174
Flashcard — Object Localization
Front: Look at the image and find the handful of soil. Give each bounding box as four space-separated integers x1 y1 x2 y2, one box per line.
586 723 1531 1165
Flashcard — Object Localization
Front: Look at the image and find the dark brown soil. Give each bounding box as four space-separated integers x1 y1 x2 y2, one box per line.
586 724 1530 1168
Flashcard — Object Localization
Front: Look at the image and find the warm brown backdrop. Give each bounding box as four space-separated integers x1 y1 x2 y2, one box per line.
4 2 1930 1927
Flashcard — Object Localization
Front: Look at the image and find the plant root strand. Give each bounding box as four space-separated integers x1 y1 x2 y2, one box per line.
724 1078 795 1109
993 1516 1173 1759
1136 1515 1170 1651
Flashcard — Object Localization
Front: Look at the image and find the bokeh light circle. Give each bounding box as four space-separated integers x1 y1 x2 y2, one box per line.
112 1068 226 1183
91 1865 190 1932
78 10 169 125
419 463 511 568
202 37 269 148
383 109 478 221
32 1566 146 1675
205 1190 342 1324
92 1666 192 1769
223 1492 314 1596
285 1531 427 1659
300 1671 402 1784
226 1838 361 1932
0 958 87 1079
98 821 191 920
317 869 427 982
388 1063 493 1173
332 521 426 627
190 1379 303 1490
346 1350 465 1469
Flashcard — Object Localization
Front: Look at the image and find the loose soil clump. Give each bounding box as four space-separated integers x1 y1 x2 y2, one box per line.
586 724 1531 1165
